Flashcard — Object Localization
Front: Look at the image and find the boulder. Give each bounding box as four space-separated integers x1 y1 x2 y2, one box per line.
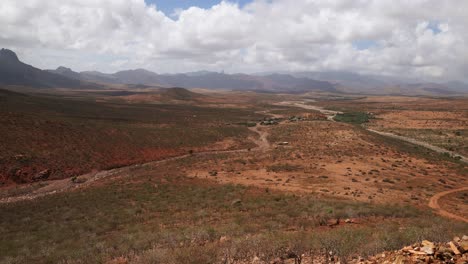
449 241 461 255
421 246 434 255
421 240 435 255
459 240 468 253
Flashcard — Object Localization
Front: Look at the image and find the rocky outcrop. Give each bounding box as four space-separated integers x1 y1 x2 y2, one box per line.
354 236 468 264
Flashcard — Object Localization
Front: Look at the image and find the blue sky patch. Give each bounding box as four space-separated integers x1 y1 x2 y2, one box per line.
427 21 442 34
146 0 252 16
352 39 378 50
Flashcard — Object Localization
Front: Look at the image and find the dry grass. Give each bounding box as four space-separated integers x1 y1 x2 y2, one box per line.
1 92 467 263
0 90 262 183
1 173 466 264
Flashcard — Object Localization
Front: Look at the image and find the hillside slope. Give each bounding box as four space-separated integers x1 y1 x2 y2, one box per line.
0 49 84 88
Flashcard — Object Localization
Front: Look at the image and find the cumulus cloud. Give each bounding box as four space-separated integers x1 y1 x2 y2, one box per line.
0 0 467 80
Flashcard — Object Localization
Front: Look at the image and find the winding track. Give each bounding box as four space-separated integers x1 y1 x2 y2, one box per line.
428 187 468 223
367 129 468 164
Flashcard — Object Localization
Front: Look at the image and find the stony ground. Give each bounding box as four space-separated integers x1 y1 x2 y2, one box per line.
353 235 468 264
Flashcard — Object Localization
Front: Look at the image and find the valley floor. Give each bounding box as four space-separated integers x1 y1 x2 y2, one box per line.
0 90 467 263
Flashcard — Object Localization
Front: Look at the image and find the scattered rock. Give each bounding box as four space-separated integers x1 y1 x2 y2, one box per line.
393 255 404 264
252 256 261 264
352 237 468 264
32 169 50 181
402 246 413 252
460 240 468 253
219 236 230 244
270 257 283 264
420 246 434 255
421 240 435 254
408 249 427 255
327 218 340 227
231 199 242 206
449 241 461 255
71 176 87 184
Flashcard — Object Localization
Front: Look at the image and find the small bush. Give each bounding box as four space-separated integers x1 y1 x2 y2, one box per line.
382 178 395 184
267 163 303 172
334 112 371 124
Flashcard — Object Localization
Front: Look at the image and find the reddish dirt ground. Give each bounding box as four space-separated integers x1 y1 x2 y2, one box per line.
1 95 466 223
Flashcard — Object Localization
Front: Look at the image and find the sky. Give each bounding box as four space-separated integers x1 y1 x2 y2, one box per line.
145 0 251 17
1 0 468 81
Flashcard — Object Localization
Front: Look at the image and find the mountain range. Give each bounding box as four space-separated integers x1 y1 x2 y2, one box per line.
0 49 82 88
1 48 467 95
47 67 338 94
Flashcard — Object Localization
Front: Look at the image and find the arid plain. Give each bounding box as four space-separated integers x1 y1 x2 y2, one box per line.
1 86 466 263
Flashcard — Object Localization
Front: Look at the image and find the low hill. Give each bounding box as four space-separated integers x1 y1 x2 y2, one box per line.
160 87 205 101
0 89 258 184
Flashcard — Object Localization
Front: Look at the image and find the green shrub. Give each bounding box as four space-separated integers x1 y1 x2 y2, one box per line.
334 112 371 124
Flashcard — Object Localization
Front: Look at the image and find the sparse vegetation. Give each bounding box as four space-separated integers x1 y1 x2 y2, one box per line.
1 91 467 264
0 90 261 183
266 163 303 172
1 175 466 264
334 112 371 124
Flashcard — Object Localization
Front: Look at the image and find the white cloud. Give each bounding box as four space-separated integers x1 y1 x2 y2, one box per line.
1 0 467 81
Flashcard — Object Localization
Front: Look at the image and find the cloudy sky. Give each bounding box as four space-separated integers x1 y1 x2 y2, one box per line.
1 0 467 81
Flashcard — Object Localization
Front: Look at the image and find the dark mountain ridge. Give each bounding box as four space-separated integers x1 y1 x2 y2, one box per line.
48 67 337 93
0 49 83 88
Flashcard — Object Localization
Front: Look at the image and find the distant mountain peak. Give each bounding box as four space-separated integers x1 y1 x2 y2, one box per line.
184 70 218 77
0 48 19 62
0 48 84 88
56 66 73 72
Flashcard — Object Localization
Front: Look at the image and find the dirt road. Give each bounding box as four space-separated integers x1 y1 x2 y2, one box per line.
275 101 342 121
367 129 468 164
249 125 270 151
428 187 468 223
287 101 467 164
